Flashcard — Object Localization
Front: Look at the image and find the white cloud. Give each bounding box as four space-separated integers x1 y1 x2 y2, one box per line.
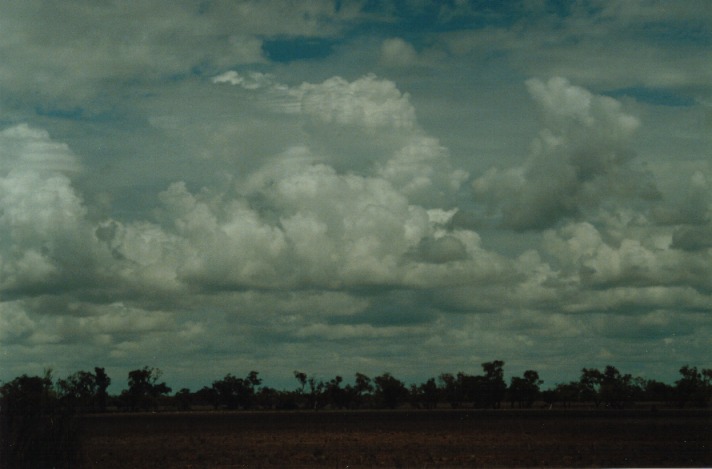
2 1 711 390
0 125 92 293
543 219 712 311
473 77 656 230
299 74 417 129
211 71 277 90
380 38 418 67
0 301 36 343
377 135 469 206
0 124 81 175
0 0 368 107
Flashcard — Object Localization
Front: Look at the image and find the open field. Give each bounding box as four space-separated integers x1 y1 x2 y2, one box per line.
79 409 711 468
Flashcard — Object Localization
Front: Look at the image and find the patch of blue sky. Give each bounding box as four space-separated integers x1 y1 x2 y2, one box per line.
262 36 340 62
34 105 121 124
35 106 85 120
640 20 712 47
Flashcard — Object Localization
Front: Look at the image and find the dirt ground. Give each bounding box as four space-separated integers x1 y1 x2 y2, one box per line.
78 409 711 468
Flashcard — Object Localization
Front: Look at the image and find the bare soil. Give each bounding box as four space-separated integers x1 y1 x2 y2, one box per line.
79 409 711 468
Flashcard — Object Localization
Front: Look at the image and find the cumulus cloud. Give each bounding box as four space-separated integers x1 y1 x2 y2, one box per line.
0 124 92 295
213 72 468 205
543 220 712 307
473 77 657 230
1 0 711 393
213 71 270 89
653 170 711 226
299 74 417 130
0 0 371 110
380 38 418 67
0 124 82 175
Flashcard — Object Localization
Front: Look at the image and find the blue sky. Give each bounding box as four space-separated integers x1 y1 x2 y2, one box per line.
1 0 711 393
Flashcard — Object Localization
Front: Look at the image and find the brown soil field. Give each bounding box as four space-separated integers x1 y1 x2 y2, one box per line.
79 409 711 468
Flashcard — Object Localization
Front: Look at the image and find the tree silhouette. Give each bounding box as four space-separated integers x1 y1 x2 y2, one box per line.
57 370 98 412
508 370 543 408
553 382 580 408
476 361 507 408
125 366 172 411
175 388 192 411
212 371 262 410
55 367 111 412
353 372 373 408
374 373 408 409
675 365 711 408
294 370 307 393
579 368 603 407
94 367 111 412
599 365 635 409
325 375 349 409
411 377 439 409
438 373 463 408
0 371 80 468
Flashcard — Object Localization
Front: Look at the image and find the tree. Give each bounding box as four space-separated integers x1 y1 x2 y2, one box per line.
353 372 373 408
94 367 111 412
0 371 80 468
599 365 634 409
438 373 463 408
325 375 348 409
306 376 326 410
411 377 439 409
374 373 408 409
642 379 675 405
55 367 111 412
194 386 219 409
212 371 262 410
125 366 172 411
294 370 307 393
478 361 507 408
675 365 711 408
438 365 507 409
508 370 543 408
553 382 580 408
579 368 603 407
57 370 98 411
174 388 192 411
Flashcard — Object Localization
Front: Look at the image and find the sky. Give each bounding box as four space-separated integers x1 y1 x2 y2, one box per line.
1 0 711 394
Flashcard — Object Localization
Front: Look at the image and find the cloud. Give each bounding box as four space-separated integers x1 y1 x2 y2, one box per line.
543 220 712 304
380 38 418 67
473 77 657 230
0 0 368 109
671 225 712 251
211 71 276 89
213 72 468 205
0 124 93 295
299 74 417 129
0 124 82 175
653 170 711 226
1 2 711 390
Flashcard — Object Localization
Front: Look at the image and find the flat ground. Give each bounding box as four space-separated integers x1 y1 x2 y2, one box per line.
79 409 711 468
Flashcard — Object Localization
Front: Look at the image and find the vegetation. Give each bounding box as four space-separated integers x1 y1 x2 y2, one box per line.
1 361 711 467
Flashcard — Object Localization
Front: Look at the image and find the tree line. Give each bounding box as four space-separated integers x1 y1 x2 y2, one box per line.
2 361 710 467
4 361 712 413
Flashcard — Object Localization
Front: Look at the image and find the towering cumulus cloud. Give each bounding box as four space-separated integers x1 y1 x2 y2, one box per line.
474 77 657 230
0 125 89 294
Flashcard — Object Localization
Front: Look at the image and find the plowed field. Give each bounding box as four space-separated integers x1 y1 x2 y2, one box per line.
80 409 711 467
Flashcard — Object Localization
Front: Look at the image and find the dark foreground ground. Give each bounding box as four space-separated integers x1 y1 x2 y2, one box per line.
79 409 711 468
